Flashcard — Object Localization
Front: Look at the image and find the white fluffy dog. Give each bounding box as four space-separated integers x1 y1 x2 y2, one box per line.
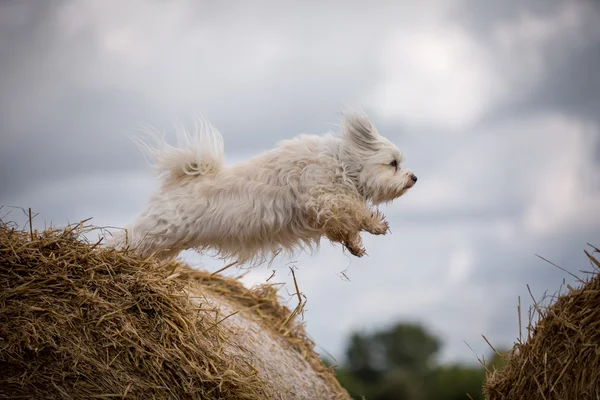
108 111 417 265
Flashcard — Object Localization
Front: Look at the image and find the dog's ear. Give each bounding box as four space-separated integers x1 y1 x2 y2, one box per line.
342 111 380 152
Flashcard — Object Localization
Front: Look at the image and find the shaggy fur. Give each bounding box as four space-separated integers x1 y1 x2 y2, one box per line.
108 111 417 265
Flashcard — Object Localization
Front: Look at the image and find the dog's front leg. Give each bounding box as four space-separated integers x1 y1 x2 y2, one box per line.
361 209 389 236
342 230 366 257
308 193 378 257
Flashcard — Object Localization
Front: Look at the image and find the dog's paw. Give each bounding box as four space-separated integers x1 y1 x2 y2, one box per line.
342 231 367 257
369 219 389 235
346 243 367 257
365 212 389 235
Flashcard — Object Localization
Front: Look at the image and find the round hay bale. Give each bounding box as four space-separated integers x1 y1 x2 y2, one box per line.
0 220 350 400
483 246 600 400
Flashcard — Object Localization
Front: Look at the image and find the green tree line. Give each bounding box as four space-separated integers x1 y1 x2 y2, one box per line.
328 322 508 400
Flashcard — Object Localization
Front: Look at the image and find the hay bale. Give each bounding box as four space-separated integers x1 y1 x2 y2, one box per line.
484 246 600 400
0 220 350 399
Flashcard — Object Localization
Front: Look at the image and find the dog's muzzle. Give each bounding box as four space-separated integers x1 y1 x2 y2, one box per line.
406 174 418 188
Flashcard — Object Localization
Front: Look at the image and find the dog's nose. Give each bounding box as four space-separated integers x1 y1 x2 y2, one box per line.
410 174 418 183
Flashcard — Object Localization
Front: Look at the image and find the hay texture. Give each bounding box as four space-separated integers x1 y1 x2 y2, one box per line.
484 245 600 400
0 219 350 400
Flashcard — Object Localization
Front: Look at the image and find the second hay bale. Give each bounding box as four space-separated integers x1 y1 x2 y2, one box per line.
484 246 600 400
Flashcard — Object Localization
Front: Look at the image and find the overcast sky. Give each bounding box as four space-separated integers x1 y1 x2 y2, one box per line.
1 0 599 365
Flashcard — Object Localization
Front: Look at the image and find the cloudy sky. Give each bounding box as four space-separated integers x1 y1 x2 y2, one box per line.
1 0 599 365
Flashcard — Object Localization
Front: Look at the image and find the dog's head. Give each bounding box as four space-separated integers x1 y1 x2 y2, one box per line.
341 112 417 205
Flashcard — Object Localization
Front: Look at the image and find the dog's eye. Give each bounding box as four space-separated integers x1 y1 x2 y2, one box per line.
390 160 398 168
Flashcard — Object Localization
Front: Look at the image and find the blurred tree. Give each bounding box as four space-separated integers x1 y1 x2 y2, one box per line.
372 370 424 400
336 322 495 400
341 323 440 399
425 365 485 400
373 324 440 373
335 365 373 399
346 332 382 383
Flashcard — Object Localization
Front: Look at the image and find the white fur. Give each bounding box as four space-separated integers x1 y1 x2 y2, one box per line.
108 111 417 264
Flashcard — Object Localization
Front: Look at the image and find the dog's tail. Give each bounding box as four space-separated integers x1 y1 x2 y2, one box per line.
129 115 224 182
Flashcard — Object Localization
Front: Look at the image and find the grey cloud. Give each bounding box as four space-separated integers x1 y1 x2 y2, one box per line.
517 43 600 121
455 0 565 33
475 37 600 131
457 1 600 127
